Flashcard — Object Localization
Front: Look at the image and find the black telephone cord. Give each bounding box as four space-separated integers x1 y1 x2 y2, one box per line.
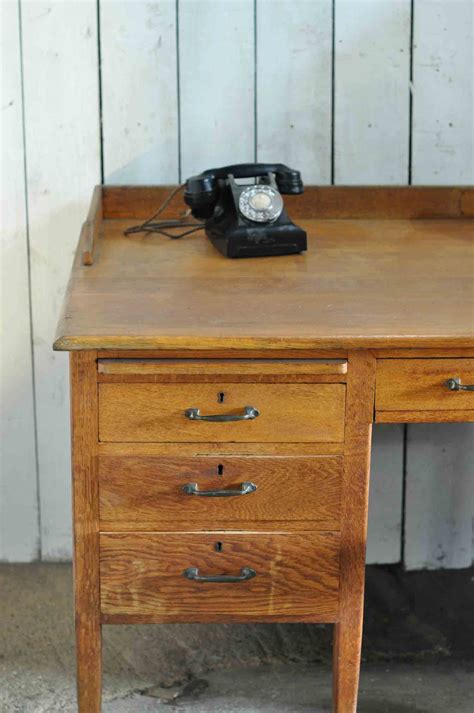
124 184 205 239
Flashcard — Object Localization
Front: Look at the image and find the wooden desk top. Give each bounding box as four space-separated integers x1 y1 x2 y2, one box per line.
54 187 474 352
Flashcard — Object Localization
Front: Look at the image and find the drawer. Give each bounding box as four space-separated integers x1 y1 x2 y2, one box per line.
376 358 474 421
100 532 340 623
98 358 348 382
98 383 346 443
98 455 342 531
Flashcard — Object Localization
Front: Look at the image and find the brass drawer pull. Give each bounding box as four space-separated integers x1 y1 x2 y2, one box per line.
182 481 257 497
184 405 260 422
446 377 474 392
183 566 256 583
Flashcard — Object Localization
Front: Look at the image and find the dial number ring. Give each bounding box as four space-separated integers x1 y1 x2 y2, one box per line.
239 185 283 223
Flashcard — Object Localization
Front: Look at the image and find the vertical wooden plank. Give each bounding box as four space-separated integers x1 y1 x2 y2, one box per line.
333 351 376 713
366 425 404 564
256 0 332 183
412 0 474 184
21 0 101 560
0 0 39 561
179 0 255 179
408 0 473 570
100 0 179 184
70 351 101 712
405 424 474 570
334 0 411 183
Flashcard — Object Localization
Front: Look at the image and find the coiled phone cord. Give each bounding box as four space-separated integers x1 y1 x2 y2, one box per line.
124 184 205 239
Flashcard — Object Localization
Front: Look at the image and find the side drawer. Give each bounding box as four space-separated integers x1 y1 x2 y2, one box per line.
376 358 474 422
98 383 346 443
100 531 340 623
98 455 342 531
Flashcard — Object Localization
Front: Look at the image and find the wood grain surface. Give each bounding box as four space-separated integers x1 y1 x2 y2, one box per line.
376 358 474 412
101 185 474 220
100 531 340 623
376 410 474 423
372 348 474 358
70 352 101 712
97 349 349 359
98 441 345 457
333 351 376 713
97 358 348 382
81 185 102 266
98 383 346 443
98 455 342 531
55 214 474 352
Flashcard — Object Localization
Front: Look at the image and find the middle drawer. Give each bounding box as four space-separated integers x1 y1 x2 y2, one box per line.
98 455 342 531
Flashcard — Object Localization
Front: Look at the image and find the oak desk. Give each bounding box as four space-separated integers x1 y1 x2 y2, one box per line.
54 186 474 713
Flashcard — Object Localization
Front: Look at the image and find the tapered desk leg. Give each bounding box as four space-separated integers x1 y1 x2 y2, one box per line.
333 618 363 713
76 612 102 711
333 351 375 713
70 351 102 712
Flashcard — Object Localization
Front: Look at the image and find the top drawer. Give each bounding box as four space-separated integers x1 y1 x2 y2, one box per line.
97 358 348 383
376 358 474 421
98 382 346 443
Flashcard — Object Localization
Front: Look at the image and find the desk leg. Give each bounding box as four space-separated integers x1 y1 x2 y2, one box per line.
333 618 363 713
76 599 102 711
333 350 375 713
71 351 102 712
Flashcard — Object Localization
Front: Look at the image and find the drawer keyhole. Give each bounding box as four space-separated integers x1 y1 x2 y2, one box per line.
217 464 224 476
217 391 225 403
215 541 223 552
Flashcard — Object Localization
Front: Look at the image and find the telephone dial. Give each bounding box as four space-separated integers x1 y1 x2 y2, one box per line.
184 163 307 258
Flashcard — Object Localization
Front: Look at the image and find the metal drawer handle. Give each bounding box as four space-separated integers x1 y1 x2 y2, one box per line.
182 481 257 497
446 377 474 392
183 566 256 583
185 406 260 422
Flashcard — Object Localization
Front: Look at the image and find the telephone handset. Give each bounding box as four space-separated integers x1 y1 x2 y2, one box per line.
184 163 307 258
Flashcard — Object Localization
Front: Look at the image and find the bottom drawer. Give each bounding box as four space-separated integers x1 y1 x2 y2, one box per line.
100 532 340 623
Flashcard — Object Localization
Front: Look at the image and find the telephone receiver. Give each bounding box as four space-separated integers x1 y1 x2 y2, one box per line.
185 163 304 219
184 163 307 258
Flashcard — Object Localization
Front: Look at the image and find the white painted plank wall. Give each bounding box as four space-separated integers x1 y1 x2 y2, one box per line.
21 0 101 559
179 0 255 178
101 0 179 184
256 0 332 183
406 0 474 569
334 0 411 184
2 0 472 568
1 0 39 561
367 426 405 565
412 0 474 184
405 425 474 569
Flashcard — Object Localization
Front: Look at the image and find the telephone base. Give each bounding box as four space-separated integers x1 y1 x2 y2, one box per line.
206 224 307 259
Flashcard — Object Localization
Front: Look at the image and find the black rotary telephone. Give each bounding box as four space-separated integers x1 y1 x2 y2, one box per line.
184 163 307 258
